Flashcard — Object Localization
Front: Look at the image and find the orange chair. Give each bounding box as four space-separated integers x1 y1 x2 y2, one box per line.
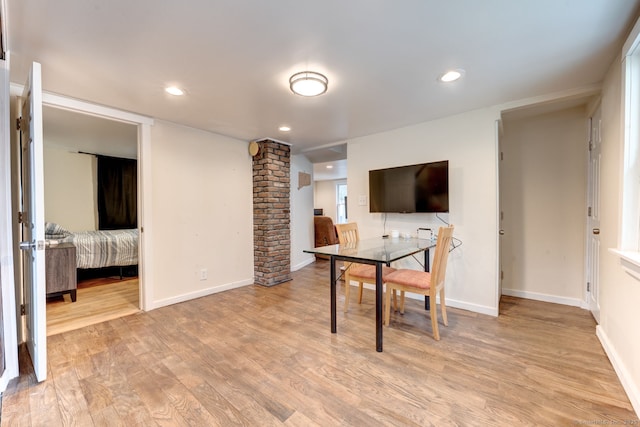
335 223 396 312
384 225 454 340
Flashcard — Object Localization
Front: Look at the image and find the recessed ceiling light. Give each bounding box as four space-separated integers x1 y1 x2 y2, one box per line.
165 86 184 96
326 165 333 169
289 71 328 97
438 69 465 83
279 126 291 132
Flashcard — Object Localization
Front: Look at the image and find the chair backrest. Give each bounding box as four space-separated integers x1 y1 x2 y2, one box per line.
335 223 360 245
431 225 455 291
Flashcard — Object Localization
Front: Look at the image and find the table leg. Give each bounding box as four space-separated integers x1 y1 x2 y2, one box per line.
424 248 431 310
330 256 337 333
376 262 383 352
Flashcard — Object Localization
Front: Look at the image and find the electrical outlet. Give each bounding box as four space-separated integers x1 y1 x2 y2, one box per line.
358 195 367 206
200 268 208 281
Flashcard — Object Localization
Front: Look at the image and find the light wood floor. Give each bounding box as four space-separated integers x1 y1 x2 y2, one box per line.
2 261 638 426
46 277 140 336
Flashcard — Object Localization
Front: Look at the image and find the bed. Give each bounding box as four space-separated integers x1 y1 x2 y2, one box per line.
45 223 138 270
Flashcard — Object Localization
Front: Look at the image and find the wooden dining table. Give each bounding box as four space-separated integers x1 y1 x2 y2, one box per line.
304 236 437 352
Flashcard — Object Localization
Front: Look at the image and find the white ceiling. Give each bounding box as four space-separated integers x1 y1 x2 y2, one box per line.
6 0 640 163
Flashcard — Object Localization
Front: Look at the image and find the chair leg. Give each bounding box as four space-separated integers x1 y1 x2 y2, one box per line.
344 279 350 313
440 288 448 326
400 291 406 314
358 282 364 303
430 290 440 341
392 289 397 312
384 285 392 326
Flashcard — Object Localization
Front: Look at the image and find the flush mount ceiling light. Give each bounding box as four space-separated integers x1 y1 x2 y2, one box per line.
289 71 328 96
279 125 291 132
438 69 465 83
165 86 184 96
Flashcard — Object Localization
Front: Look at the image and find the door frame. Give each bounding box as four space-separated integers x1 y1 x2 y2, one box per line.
495 118 503 312
8 84 154 332
585 100 602 318
0 59 19 391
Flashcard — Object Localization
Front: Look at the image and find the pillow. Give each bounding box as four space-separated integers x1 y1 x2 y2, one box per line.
44 222 71 238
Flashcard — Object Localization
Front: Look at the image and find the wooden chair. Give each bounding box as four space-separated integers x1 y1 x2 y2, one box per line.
334 223 396 312
384 225 454 340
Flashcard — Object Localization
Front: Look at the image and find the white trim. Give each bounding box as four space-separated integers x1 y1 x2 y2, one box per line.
9 88 154 312
623 14 640 57
597 325 640 417
9 83 153 126
150 279 254 310
291 257 315 272
494 119 502 312
620 50 640 250
609 248 640 282
39 91 153 312
138 123 153 311
0 54 19 391
501 287 583 308
353 282 499 317
499 84 601 115
609 248 640 266
442 296 498 317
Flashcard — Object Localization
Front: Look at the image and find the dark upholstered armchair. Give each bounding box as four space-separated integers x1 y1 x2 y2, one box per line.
313 216 338 248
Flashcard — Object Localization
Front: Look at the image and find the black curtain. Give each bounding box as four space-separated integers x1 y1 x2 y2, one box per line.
97 155 137 230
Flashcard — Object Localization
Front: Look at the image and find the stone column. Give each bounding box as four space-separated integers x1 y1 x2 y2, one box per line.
252 139 291 286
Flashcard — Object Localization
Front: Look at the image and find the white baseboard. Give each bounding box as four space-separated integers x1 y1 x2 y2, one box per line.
501 287 583 307
596 325 640 417
353 282 498 317
291 256 315 272
150 278 254 310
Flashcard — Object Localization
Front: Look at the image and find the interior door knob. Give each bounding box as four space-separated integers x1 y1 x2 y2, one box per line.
499 230 505 235
593 228 600 235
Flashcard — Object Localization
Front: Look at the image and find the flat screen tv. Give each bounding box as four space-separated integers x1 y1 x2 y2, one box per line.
369 160 449 213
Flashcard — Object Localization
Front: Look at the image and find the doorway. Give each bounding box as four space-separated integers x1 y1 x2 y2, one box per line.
41 106 141 335
499 103 592 310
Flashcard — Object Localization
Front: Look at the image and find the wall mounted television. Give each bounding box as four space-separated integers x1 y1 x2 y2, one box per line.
369 160 449 213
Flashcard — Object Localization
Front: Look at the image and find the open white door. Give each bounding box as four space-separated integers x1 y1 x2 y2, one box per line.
586 107 602 323
18 62 47 382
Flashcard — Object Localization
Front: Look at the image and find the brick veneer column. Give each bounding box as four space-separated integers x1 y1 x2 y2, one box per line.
252 139 291 286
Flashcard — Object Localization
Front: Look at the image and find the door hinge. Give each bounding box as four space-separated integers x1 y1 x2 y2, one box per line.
500 152 504 161
587 282 591 292
501 270 504 280
20 304 25 316
588 206 592 217
17 211 26 223
16 117 24 131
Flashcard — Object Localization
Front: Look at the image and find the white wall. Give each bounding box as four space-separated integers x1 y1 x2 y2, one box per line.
500 107 588 305
347 107 502 316
290 154 315 271
43 146 96 231
148 120 254 307
314 179 339 223
598 51 640 415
